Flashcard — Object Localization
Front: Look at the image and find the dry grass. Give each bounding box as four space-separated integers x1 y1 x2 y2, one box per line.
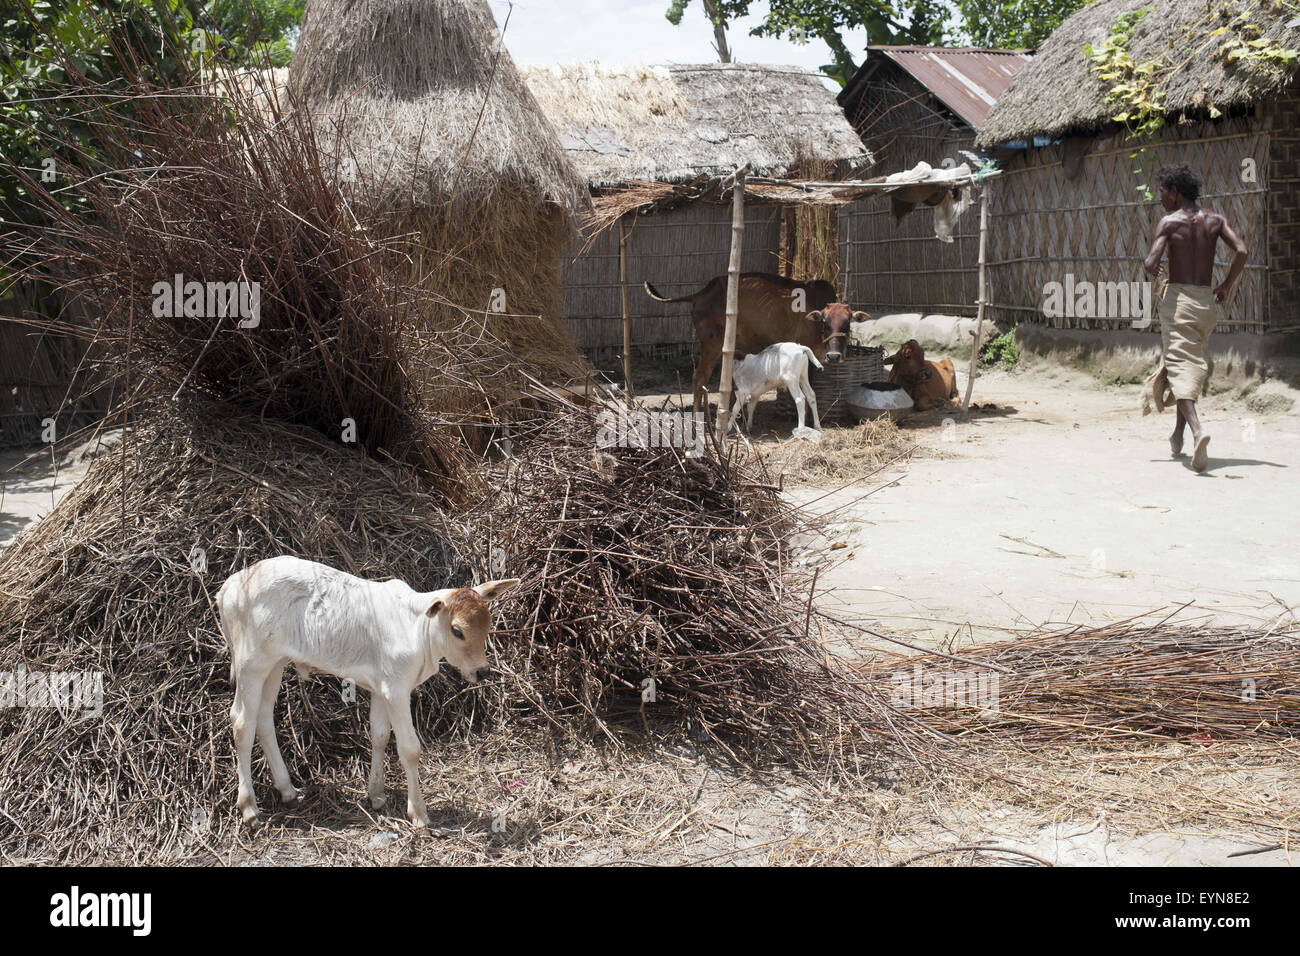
465 396 924 770
0 398 930 864
750 415 918 487
0 51 509 493
291 0 585 215
517 61 869 189
977 0 1300 148
384 202 593 394
143 733 1300 866
857 621 1300 742
290 0 594 391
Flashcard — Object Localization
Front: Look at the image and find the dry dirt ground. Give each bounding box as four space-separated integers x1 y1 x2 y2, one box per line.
791 362 1300 650
3 365 1298 866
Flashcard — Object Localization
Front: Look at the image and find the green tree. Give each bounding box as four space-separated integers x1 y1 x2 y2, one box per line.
666 0 732 62
1 0 303 221
203 0 304 67
953 0 1087 49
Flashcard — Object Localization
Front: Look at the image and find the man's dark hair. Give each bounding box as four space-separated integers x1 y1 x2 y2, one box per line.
1157 164 1201 201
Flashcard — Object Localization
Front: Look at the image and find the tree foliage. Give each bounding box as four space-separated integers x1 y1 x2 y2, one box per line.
666 0 1098 84
1 0 303 222
954 0 1087 50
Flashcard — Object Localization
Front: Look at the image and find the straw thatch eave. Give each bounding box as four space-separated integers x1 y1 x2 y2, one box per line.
520 62 872 190
289 0 585 218
976 0 1300 148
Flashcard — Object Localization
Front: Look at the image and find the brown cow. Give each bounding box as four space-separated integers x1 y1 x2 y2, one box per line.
883 339 958 412
645 272 869 414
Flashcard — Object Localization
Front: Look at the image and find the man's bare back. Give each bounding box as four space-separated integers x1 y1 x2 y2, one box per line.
1144 178 1247 300
1154 208 1226 286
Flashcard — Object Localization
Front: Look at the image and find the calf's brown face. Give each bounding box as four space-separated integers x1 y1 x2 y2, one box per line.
425 578 520 683
884 339 924 372
807 303 871 363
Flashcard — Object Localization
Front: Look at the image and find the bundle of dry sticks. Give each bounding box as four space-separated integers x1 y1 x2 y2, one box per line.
858 620 1300 743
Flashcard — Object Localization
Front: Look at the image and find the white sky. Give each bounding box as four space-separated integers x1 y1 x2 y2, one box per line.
487 0 873 72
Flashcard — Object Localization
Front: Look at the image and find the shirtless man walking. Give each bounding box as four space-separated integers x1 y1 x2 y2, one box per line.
1143 164 1248 473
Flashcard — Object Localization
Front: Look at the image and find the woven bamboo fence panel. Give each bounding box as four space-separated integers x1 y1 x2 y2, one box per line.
986 117 1269 333
839 68 982 317
1267 94 1300 332
838 189 981 317
562 203 783 353
0 286 108 448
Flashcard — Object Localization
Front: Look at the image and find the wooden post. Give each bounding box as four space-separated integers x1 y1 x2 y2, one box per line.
716 166 746 442
961 180 991 419
619 216 633 401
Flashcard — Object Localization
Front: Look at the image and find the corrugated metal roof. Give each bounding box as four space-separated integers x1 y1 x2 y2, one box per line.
856 47 1032 130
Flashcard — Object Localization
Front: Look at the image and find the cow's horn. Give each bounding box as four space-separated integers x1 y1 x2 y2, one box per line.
807 310 823 322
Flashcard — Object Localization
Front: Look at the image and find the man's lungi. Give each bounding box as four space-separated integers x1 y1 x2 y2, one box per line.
1142 282 1218 414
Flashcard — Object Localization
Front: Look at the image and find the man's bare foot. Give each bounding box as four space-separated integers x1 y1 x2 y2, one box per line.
1192 434 1210 473
1170 432 1184 457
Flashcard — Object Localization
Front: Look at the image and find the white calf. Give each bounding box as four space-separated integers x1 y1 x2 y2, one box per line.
217 555 519 827
729 342 823 436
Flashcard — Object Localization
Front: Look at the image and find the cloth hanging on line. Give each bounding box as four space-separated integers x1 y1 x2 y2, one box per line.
884 161 976 242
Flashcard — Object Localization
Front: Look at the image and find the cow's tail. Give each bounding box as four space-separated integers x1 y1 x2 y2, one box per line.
643 280 696 304
802 346 824 371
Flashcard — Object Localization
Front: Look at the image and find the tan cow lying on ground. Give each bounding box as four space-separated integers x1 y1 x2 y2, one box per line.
884 339 958 412
644 272 868 414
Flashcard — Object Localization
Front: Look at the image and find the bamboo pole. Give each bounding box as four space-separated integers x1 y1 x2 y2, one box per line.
716 166 746 442
961 181 991 419
619 216 633 400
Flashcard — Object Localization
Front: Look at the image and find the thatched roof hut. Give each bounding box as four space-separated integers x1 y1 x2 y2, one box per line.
977 0 1300 147
969 0 1300 341
521 62 870 191
520 62 871 357
290 0 589 383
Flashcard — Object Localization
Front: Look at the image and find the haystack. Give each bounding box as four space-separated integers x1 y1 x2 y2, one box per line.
289 0 590 384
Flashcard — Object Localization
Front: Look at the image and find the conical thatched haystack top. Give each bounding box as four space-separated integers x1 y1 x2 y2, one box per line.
291 0 585 217
290 0 589 387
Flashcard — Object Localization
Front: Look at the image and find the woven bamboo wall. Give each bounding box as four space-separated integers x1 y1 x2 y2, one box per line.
0 286 107 448
1268 93 1300 331
837 65 981 316
838 190 981 316
562 203 783 351
986 116 1270 332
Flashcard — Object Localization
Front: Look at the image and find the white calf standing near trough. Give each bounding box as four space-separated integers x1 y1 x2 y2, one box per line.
217 555 519 827
728 342 823 440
